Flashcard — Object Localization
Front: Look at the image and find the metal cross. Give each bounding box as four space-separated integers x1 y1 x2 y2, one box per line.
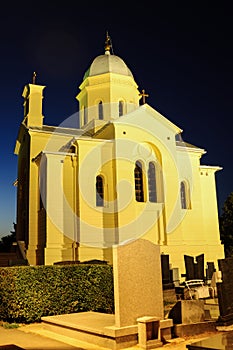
32 72 37 84
139 89 149 104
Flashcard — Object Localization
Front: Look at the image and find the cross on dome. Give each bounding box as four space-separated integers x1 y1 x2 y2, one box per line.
104 31 114 55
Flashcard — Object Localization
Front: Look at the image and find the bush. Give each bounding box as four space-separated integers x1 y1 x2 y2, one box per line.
0 264 114 323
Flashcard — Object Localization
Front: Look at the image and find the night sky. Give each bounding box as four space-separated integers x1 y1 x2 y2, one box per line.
0 2 232 238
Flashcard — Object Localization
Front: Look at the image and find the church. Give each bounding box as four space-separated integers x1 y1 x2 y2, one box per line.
14 34 224 276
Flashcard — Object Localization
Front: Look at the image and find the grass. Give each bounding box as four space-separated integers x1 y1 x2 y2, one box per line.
0 321 20 329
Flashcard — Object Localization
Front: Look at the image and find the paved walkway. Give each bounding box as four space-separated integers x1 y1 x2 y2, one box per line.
0 323 223 350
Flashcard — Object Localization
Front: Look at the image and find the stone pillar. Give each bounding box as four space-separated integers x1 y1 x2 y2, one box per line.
43 152 66 264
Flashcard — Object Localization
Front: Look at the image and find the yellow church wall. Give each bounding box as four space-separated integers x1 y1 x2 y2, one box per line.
42 152 79 265
160 153 224 276
78 245 112 263
26 160 39 265
63 154 78 243
171 149 206 244
199 166 223 244
111 121 178 246
22 131 51 265
76 138 117 256
112 108 185 242
23 128 82 265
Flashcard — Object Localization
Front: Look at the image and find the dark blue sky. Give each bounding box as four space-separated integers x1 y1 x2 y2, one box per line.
0 2 232 238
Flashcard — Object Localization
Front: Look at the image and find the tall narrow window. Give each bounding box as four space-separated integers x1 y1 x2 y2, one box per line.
96 175 104 207
98 101 103 120
119 101 124 116
180 181 187 209
134 161 144 202
148 162 157 202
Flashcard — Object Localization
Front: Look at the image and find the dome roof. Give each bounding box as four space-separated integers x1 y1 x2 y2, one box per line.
84 52 134 79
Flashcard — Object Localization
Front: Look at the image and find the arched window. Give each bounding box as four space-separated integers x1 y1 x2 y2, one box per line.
148 162 157 202
180 181 190 209
119 101 124 116
98 101 104 120
134 161 144 202
96 175 104 207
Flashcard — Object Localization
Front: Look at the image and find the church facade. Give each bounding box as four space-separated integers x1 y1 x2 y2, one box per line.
14 36 224 276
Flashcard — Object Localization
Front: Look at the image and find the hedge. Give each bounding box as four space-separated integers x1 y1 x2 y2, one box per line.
0 264 114 323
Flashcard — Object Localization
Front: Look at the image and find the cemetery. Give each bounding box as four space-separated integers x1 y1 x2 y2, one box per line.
1 240 233 349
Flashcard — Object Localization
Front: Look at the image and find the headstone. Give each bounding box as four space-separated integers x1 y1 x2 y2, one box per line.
184 254 205 281
171 268 180 287
161 254 174 290
210 271 221 298
195 254 204 280
113 238 164 328
184 255 195 280
216 257 233 326
161 254 170 284
206 262 215 281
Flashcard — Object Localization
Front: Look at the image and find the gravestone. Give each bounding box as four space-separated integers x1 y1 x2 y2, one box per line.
184 254 205 280
195 254 204 280
184 255 195 280
171 267 180 287
113 238 164 327
216 257 233 326
161 254 174 290
161 254 170 285
206 262 215 281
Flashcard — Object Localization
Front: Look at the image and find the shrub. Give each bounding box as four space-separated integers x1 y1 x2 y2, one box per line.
0 264 114 323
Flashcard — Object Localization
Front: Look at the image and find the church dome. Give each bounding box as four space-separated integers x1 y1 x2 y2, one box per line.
84 52 134 79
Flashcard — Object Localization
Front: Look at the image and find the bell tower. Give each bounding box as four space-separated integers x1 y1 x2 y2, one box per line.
76 33 141 128
22 72 45 128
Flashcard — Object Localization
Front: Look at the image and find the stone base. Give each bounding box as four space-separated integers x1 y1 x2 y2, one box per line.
41 312 173 350
169 300 205 325
42 311 138 350
173 320 217 338
139 339 163 349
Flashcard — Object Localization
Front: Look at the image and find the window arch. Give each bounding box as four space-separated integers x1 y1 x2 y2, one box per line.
148 162 157 202
96 175 104 207
119 101 124 116
98 101 104 120
180 181 191 209
134 161 144 202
